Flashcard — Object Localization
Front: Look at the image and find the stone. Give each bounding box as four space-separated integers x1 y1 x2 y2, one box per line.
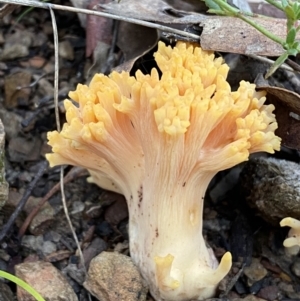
0 282 14 301
0 108 22 140
0 29 33 61
84 251 148 301
41 241 57 256
257 285 279 301
103 192 128 229
291 257 300 278
8 136 42 162
59 40 74 60
21 235 57 257
63 264 86 285
232 295 267 301
82 237 107 268
0 44 29 60
4 71 31 108
15 261 78 301
243 258 268 286
7 193 54 235
240 157 300 224
278 281 300 299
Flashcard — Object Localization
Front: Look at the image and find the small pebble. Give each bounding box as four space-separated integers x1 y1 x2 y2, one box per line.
59 40 74 60
63 263 85 285
15 261 78 301
291 258 300 278
82 237 107 268
44 231 61 243
0 282 14 301
96 220 113 237
244 258 268 286
257 285 279 301
71 201 85 215
278 281 300 299
84 251 148 301
42 241 57 256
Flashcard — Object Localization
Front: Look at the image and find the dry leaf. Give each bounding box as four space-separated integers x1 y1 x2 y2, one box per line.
256 78 300 150
200 16 290 56
99 0 208 23
4 71 31 108
45 250 72 263
114 22 158 72
70 0 113 58
0 4 18 18
102 192 128 229
100 0 297 56
69 0 89 27
249 1 286 18
86 0 113 58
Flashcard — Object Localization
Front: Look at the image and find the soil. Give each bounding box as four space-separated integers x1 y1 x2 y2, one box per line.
0 1 300 301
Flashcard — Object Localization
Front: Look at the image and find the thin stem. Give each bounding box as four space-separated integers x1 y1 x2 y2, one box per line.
0 271 46 301
0 161 47 243
265 52 289 78
208 0 286 47
238 13 286 46
48 6 60 131
0 0 200 42
48 3 88 280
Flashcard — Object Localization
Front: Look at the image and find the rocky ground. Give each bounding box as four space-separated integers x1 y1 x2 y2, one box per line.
0 1 300 301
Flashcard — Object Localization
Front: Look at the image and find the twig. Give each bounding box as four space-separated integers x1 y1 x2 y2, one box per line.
0 161 48 243
247 53 295 72
0 3 18 18
49 6 60 131
285 58 300 73
48 4 89 280
219 263 246 298
18 167 88 238
0 0 200 42
16 74 48 90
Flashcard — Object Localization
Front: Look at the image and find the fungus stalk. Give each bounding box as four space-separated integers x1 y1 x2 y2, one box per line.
46 42 281 301
280 217 300 255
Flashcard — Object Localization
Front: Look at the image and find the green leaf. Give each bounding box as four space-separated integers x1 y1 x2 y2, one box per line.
288 48 298 56
204 0 221 10
281 0 289 9
295 9 300 19
286 27 297 44
207 9 227 15
265 52 289 78
292 2 300 13
284 6 296 20
0 270 46 301
292 41 300 49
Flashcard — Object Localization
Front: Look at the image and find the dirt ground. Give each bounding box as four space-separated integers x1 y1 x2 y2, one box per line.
0 1 300 301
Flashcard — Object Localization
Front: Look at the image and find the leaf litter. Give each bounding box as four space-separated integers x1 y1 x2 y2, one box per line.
0 0 300 301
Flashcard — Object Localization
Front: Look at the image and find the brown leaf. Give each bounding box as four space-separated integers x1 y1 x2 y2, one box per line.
0 4 18 18
69 0 89 27
114 22 158 72
4 71 31 108
99 0 212 26
102 192 128 228
86 0 113 58
99 0 190 22
200 16 291 56
256 79 300 150
249 2 286 18
45 250 72 263
100 0 295 56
